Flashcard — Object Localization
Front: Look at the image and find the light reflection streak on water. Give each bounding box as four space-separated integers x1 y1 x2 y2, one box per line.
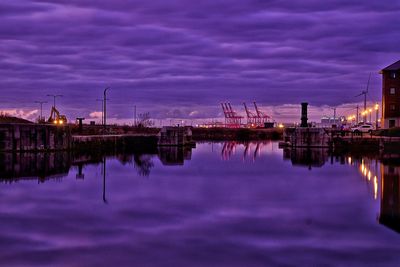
351 157 380 202
221 145 383 203
374 176 378 200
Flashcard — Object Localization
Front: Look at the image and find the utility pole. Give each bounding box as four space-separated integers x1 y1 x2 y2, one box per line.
363 94 367 114
333 108 336 123
331 107 337 125
134 105 137 127
96 99 104 125
356 105 359 124
34 101 47 122
363 94 367 123
103 87 110 131
47 94 63 109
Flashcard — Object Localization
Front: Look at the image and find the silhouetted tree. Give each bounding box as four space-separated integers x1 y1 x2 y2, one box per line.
137 112 154 128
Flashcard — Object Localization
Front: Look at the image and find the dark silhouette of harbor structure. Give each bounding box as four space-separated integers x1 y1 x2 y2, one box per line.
0 145 193 183
0 123 71 151
379 162 400 232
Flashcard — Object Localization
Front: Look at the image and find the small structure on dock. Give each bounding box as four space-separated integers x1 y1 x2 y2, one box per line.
158 126 195 147
300 102 308 127
283 127 331 148
281 102 331 148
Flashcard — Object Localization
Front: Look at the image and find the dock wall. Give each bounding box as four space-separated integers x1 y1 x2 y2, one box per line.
192 128 283 141
0 123 71 152
71 134 158 152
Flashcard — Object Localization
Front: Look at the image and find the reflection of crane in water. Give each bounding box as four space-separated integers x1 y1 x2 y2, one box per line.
242 142 260 162
253 142 261 162
221 142 237 160
243 142 251 160
221 141 266 161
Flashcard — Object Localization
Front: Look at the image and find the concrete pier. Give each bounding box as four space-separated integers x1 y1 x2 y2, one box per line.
158 126 195 146
0 123 71 151
282 126 400 153
283 127 331 148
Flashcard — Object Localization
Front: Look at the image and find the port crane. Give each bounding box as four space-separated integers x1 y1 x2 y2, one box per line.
243 102 258 127
221 102 243 128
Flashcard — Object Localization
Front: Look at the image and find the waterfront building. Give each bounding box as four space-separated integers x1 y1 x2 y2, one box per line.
319 115 345 128
381 60 400 128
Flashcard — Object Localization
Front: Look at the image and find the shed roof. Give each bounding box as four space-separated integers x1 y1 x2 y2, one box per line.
381 60 400 71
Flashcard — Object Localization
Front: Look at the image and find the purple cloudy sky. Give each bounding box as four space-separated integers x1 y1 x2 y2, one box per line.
1 0 399 124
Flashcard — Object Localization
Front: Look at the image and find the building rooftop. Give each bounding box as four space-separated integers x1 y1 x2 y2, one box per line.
381 60 400 71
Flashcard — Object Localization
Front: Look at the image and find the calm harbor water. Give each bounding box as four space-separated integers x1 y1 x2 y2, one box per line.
1 142 400 266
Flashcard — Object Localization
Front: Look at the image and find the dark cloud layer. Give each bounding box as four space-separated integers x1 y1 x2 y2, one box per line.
0 0 399 122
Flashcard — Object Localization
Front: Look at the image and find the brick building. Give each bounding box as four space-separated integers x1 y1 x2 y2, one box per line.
381 60 400 128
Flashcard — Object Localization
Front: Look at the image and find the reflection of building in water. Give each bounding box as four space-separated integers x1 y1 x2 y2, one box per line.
379 163 400 233
158 146 192 166
284 148 328 169
0 152 71 182
0 145 195 181
353 156 400 233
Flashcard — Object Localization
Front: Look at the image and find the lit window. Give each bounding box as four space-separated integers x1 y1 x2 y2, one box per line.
390 88 396 94
390 72 397 79
390 104 396 111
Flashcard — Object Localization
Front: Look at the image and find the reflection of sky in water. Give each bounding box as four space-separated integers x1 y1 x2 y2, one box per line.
0 142 400 267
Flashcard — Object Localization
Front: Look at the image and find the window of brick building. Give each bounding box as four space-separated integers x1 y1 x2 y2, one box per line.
390 72 397 79
390 88 396 94
390 104 396 111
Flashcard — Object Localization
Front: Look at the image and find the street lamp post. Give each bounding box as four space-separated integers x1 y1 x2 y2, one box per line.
103 87 110 131
34 101 47 122
47 94 63 109
375 103 379 129
356 105 359 124
46 94 63 122
134 105 137 127
96 99 104 125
